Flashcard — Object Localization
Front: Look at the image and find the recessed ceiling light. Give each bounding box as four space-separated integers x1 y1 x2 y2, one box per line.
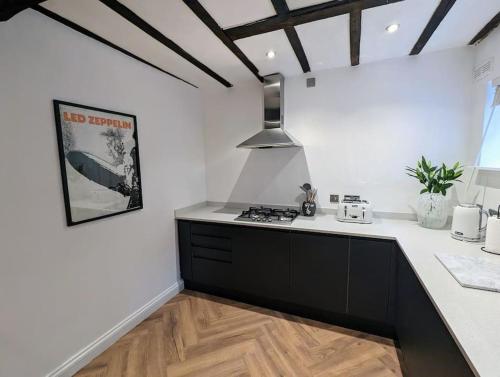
266 50 276 59
385 23 399 33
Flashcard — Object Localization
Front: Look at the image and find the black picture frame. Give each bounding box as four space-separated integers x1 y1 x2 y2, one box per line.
53 100 143 226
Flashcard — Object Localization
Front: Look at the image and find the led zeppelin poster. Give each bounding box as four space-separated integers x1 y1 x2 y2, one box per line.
53 100 143 226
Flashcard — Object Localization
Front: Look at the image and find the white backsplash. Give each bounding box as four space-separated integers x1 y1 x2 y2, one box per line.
202 48 476 215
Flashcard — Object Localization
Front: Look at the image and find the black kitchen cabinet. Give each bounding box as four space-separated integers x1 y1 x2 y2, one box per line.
290 232 349 313
181 221 235 289
348 238 396 324
232 226 291 300
178 220 476 377
396 247 475 377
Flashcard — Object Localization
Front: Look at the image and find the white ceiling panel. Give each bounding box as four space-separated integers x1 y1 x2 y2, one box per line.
235 30 302 77
118 0 255 83
41 0 220 88
295 14 350 71
287 0 327 10
37 0 500 86
360 0 439 64
424 0 500 53
198 0 276 29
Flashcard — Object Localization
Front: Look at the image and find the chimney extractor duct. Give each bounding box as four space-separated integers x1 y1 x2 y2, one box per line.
236 73 302 149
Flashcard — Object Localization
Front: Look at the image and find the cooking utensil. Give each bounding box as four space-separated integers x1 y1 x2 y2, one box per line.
310 188 317 202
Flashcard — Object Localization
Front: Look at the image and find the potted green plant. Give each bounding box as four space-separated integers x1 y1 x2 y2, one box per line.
406 156 464 229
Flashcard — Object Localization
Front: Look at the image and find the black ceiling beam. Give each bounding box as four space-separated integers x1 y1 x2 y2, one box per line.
99 0 232 87
32 5 198 88
469 11 500 45
349 9 361 66
225 0 404 41
409 0 456 55
271 0 311 73
0 0 45 21
183 0 263 82
284 27 311 72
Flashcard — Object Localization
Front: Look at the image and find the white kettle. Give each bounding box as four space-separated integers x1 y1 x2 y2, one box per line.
484 206 500 254
451 204 489 242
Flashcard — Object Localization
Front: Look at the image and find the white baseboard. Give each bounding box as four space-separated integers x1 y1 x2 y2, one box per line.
46 280 184 377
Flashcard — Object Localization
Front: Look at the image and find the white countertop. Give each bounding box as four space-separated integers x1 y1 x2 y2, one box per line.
176 204 500 377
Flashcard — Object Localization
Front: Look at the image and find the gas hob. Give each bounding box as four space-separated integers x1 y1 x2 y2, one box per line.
235 206 299 224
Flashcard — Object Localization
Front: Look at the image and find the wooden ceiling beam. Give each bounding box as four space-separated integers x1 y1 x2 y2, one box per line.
271 0 311 73
32 5 198 88
225 0 403 41
0 0 45 21
284 27 311 72
99 0 232 87
183 0 263 82
349 9 361 66
469 11 500 45
409 0 456 55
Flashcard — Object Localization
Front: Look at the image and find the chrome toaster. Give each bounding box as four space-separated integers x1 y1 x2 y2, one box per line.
337 195 373 224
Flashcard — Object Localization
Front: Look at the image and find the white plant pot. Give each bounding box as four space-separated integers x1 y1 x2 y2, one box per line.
417 193 448 229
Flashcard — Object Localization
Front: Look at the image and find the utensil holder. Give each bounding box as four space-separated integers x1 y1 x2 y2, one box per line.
302 201 316 217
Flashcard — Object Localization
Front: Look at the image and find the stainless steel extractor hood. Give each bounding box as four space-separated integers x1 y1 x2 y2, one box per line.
237 73 302 149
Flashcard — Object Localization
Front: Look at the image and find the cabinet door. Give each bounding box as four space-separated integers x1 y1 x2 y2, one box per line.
177 221 193 281
290 232 349 313
232 227 290 300
396 249 475 377
348 238 395 323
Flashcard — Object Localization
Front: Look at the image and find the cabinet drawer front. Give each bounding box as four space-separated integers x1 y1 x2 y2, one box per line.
191 234 231 251
191 223 233 238
192 257 233 288
193 246 232 263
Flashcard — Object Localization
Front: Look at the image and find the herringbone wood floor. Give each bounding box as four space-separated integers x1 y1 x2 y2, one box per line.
74 290 402 377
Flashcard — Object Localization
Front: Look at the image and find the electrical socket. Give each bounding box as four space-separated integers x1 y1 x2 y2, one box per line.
330 194 339 203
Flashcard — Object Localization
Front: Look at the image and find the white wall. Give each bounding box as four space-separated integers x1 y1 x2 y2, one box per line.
0 10 206 377
203 47 475 214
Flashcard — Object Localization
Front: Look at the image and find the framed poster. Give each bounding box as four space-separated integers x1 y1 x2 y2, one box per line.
53 100 143 226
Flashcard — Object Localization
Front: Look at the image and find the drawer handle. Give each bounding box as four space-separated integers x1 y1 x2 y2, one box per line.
191 233 230 240
192 256 232 264
192 245 232 254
